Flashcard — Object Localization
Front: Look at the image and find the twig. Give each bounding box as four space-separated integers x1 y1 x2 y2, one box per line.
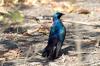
74 23 82 66
68 51 100 54
24 46 32 64
63 20 100 26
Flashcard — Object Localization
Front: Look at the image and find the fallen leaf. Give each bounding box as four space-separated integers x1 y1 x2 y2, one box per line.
51 2 78 13
3 49 21 60
77 8 90 14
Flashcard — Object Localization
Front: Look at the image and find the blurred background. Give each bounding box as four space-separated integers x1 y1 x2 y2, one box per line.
0 0 100 66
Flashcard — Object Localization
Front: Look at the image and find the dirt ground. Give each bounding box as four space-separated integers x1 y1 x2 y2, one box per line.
0 0 100 66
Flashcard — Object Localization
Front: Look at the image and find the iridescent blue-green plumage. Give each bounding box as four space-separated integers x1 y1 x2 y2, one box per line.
42 12 66 60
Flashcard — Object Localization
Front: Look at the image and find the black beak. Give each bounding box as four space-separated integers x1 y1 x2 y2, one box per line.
61 13 65 15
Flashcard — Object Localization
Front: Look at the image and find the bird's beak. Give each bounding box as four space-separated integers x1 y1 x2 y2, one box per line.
61 13 65 18
62 13 65 15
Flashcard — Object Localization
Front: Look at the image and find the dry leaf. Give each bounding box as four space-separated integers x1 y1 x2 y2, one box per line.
23 0 33 6
51 2 77 13
95 8 100 12
0 58 5 61
40 0 54 4
23 32 33 36
26 28 39 34
37 23 50 34
77 8 90 14
3 49 21 60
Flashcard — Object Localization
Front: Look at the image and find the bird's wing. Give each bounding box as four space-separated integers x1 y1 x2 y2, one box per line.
58 27 66 43
48 26 58 46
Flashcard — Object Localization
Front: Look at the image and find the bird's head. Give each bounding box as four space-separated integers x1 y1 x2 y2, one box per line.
53 12 64 19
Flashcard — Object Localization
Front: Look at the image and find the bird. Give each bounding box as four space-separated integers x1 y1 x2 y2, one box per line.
42 12 66 60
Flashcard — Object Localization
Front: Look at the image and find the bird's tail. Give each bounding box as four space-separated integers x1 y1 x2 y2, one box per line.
42 46 50 57
55 42 62 58
42 42 62 60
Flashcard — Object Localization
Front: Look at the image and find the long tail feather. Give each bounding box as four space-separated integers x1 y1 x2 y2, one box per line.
55 42 62 58
42 46 49 57
42 42 62 60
